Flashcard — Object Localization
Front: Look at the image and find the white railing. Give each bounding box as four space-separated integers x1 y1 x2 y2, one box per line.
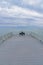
29 32 43 43
0 31 43 44
0 32 14 44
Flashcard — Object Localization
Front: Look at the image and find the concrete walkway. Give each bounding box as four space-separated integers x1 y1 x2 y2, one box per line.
0 35 43 65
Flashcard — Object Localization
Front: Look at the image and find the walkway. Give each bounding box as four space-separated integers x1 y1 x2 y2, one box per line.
0 35 43 65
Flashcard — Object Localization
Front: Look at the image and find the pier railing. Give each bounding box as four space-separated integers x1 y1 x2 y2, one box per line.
0 31 43 44
29 32 43 43
0 32 14 44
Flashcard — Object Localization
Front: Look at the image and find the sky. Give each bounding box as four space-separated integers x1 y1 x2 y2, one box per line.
0 0 43 27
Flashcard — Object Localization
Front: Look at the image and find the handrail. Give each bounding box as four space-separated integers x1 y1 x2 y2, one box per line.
29 32 43 43
0 32 14 44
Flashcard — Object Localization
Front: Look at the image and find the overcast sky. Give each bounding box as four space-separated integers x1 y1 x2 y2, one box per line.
0 0 43 27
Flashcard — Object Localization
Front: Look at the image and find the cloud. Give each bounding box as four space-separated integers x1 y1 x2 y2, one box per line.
22 0 43 13
23 0 42 6
0 5 43 18
0 0 43 27
0 0 10 7
41 4 43 8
